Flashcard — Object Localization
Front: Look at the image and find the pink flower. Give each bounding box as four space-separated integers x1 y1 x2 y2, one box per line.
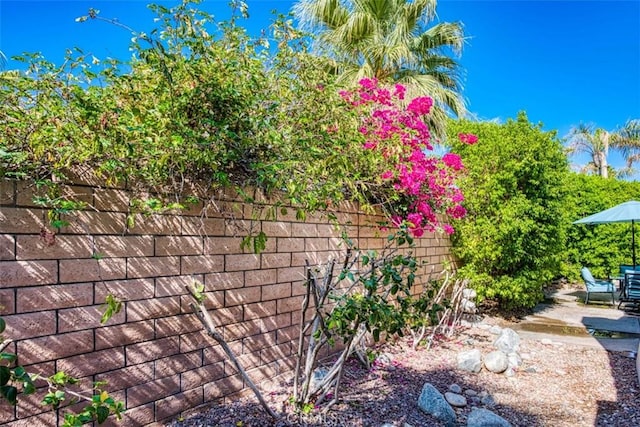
442 153 463 170
407 97 433 115
394 84 406 100
458 133 479 145
381 170 394 180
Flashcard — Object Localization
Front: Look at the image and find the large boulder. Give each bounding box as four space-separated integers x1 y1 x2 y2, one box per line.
493 328 520 353
457 349 483 373
467 407 512 426
484 350 509 373
417 383 456 426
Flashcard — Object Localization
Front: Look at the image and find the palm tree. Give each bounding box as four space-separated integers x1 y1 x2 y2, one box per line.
293 0 467 138
565 120 640 178
614 119 640 175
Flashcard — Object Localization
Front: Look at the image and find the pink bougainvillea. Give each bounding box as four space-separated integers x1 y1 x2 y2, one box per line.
339 78 477 237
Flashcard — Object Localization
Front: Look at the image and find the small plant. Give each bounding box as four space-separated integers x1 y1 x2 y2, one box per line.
0 316 123 425
292 228 419 412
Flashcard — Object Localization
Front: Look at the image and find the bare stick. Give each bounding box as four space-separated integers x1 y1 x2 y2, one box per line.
186 283 279 419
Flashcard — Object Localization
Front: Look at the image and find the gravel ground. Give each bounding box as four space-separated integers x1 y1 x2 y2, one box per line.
165 320 640 427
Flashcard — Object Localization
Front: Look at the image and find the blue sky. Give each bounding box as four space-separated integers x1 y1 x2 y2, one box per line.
1 0 639 170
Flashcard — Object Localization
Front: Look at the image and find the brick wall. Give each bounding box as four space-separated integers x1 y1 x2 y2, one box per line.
0 178 455 426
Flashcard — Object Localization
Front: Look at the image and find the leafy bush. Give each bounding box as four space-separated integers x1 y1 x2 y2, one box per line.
447 112 570 309
562 173 640 279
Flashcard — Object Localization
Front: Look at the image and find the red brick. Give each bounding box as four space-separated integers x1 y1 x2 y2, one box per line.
224 320 261 341
95 320 155 350
211 306 243 326
94 235 154 258
127 213 181 235
17 283 92 312
15 235 88 260
261 342 292 364
203 271 244 290
260 283 291 301
258 313 291 333
57 347 125 377
3 311 55 339
317 223 340 237
5 410 56 427
0 289 15 314
155 236 203 256
179 330 212 353
0 179 14 206
261 252 291 269
224 287 261 306
304 237 329 252
202 344 228 365
181 361 225 390
277 295 304 314
126 375 180 407
156 275 203 297
277 237 304 252
244 361 278 384
127 256 180 278
155 314 203 338
17 330 93 365
277 266 305 283
262 221 292 237
0 260 57 287
0 402 14 423
291 250 330 267
180 289 224 314
224 254 260 271
59 258 126 283
126 336 180 365
126 297 181 321
95 278 155 302
62 211 127 235
274 206 298 222
203 375 244 400
155 351 202 379
180 254 224 275
0 234 15 260
95 362 154 391
94 188 130 212
276 325 298 344
58 305 125 333
245 268 277 287
233 350 261 373
203 237 244 254
154 387 204 421
182 216 225 236
0 208 46 233
243 301 276 320
292 223 318 237
100 402 154 427
243 332 277 352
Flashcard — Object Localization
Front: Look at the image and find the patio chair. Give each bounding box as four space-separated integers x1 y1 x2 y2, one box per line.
618 270 640 309
580 267 616 305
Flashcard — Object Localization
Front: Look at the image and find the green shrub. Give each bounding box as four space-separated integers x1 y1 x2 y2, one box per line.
447 112 570 309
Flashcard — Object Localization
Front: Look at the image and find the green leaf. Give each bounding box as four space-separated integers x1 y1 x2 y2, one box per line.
0 352 17 363
96 405 110 423
0 366 10 386
1 385 18 405
0 317 5 333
